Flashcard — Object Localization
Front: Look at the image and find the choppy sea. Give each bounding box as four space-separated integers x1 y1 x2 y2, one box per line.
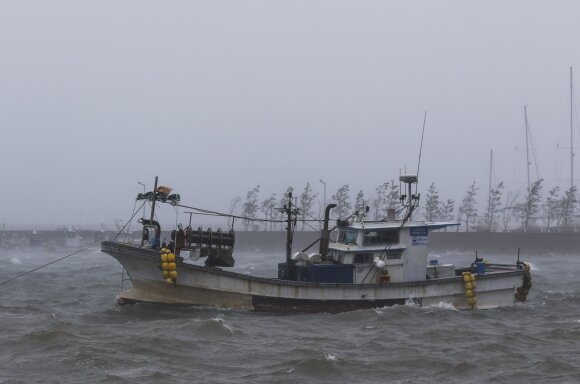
1 245 579 384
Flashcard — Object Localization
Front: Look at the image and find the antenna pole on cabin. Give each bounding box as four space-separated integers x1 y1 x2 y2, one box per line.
150 176 159 222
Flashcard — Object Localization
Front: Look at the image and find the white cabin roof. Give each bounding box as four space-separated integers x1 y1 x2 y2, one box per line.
342 221 459 231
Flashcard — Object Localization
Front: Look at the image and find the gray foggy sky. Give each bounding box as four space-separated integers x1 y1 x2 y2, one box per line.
1 1 580 226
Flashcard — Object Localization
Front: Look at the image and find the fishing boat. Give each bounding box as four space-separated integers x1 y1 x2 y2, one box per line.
101 176 532 313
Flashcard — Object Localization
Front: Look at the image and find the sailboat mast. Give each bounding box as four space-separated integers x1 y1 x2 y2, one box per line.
524 105 531 191
571 67 574 191
487 148 493 220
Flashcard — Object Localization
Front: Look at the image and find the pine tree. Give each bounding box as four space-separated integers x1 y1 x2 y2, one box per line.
277 186 294 230
560 185 577 229
440 199 455 221
355 189 365 210
458 181 479 232
384 180 401 217
518 179 543 232
242 185 260 231
299 183 318 230
332 185 352 219
484 181 504 232
260 193 277 231
545 186 560 231
424 182 441 222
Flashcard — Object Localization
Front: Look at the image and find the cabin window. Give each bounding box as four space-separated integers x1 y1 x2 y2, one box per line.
353 253 373 264
363 230 399 245
386 251 402 260
338 230 358 244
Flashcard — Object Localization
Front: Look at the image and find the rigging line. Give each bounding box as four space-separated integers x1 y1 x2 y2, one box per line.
126 197 140 236
416 111 428 180
361 200 418 283
113 200 146 241
0 244 97 286
174 202 318 223
0 202 146 286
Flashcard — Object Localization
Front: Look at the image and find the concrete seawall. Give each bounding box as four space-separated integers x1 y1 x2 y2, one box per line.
1 229 578 255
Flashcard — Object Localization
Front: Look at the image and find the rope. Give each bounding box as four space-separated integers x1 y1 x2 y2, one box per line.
0 205 144 286
0 244 96 286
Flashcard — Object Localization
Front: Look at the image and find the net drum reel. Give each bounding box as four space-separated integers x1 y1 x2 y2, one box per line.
183 226 236 267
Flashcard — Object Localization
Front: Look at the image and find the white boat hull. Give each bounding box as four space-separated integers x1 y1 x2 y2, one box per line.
102 241 527 312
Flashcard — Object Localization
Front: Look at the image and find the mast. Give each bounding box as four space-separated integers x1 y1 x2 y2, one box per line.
487 149 493 225
571 67 574 191
150 176 159 222
524 105 531 192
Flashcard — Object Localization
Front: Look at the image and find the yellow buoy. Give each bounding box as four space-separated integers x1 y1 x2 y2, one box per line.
168 253 176 262
470 274 476 283
161 262 169 271
468 297 477 306
168 262 176 271
465 289 474 298
165 278 174 285
465 282 473 290
160 254 168 262
163 271 170 278
169 271 178 279
463 274 471 283
471 282 477 289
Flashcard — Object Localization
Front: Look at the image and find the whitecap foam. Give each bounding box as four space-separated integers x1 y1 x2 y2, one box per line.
210 316 233 334
322 352 338 362
425 302 458 311
527 262 538 271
